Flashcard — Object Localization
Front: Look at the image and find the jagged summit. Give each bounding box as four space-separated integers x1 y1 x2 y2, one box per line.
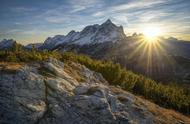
67 30 77 35
100 19 117 29
41 19 126 50
101 19 123 31
103 19 112 24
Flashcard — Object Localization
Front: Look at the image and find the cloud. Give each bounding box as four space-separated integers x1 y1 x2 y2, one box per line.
92 11 104 17
110 0 166 12
68 0 104 13
92 0 167 17
68 0 102 7
0 29 22 35
137 11 172 23
70 5 86 13
112 15 128 25
15 22 22 25
36 0 104 24
11 7 36 13
45 16 66 23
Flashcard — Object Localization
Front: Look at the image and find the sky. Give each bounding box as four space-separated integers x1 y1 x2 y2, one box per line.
0 0 190 44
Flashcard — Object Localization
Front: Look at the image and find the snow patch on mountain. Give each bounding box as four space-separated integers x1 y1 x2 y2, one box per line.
41 19 126 49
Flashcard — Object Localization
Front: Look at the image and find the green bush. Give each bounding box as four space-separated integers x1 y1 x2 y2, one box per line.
6 53 18 62
61 52 190 115
0 49 189 115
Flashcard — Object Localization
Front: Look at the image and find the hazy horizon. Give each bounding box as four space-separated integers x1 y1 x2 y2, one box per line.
0 0 190 44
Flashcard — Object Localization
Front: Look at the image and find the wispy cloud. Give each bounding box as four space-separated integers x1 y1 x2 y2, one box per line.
92 0 167 17
11 7 37 13
45 16 67 23
92 11 104 17
68 0 104 13
0 29 22 35
36 0 104 24
110 0 166 12
68 0 103 7
70 5 86 13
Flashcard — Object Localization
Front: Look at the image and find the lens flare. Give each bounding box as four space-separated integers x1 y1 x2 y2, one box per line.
143 26 161 41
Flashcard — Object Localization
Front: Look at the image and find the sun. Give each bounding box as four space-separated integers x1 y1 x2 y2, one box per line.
143 26 161 41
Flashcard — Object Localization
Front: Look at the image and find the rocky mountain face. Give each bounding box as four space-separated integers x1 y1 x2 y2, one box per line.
0 58 189 124
25 43 43 49
40 19 126 50
0 39 16 50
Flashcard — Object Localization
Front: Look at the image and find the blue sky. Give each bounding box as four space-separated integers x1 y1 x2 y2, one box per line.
0 0 190 44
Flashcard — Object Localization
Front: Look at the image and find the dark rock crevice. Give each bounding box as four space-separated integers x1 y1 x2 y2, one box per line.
35 78 51 124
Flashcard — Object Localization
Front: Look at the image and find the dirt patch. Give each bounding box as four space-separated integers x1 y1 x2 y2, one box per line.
135 97 190 124
0 62 25 73
64 62 85 82
109 86 126 94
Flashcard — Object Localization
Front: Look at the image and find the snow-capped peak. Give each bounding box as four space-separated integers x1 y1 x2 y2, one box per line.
103 19 112 25
41 19 126 49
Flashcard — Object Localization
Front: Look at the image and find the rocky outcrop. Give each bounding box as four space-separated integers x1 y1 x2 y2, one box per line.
0 58 189 124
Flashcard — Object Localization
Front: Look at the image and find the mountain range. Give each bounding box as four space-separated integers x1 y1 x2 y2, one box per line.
40 19 126 50
1 19 190 84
